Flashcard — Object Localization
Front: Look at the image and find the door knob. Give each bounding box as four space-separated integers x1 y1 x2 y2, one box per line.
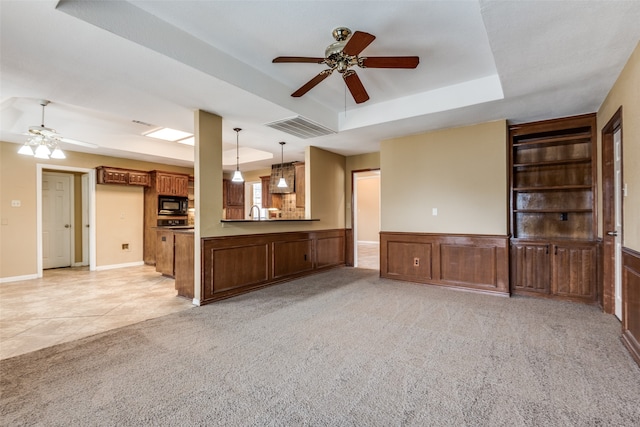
606 231 618 236
64 224 71 228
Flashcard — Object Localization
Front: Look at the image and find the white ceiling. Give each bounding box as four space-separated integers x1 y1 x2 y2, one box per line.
1 1 639 171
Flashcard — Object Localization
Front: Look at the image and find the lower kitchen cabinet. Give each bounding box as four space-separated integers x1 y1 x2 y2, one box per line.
511 240 597 302
156 229 175 277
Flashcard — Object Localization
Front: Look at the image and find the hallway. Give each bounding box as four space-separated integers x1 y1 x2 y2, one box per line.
0 265 193 360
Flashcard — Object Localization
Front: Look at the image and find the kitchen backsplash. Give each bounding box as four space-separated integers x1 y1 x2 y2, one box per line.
269 193 305 219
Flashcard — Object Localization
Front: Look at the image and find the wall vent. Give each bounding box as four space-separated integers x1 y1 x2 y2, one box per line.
264 116 335 139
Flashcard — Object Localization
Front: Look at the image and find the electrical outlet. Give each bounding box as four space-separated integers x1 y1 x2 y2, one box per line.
414 257 420 266
432 208 438 216
11 200 21 207
122 243 129 251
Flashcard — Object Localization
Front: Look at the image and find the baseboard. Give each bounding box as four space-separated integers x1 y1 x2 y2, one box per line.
95 261 145 271
0 273 39 284
357 240 379 245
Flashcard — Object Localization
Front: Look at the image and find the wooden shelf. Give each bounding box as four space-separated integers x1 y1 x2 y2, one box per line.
513 158 591 168
513 185 592 192
513 131 591 147
514 209 592 213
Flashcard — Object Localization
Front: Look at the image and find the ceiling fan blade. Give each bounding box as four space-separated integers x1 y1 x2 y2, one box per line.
291 70 333 97
360 56 419 69
343 31 376 56
273 56 325 64
343 71 369 104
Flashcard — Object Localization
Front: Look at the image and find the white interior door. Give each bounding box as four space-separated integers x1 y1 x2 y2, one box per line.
43 172 72 269
613 128 623 320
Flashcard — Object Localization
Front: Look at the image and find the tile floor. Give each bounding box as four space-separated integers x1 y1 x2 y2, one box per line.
0 265 194 360
357 242 380 270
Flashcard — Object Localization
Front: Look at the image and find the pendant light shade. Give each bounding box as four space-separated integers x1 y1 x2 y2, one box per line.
277 141 288 188
232 127 244 182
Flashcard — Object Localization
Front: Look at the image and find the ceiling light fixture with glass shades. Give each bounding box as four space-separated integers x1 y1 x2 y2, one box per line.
18 100 66 159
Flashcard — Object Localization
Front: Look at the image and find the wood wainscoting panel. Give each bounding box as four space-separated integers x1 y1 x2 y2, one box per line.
440 244 496 287
622 247 640 367
273 239 313 278
201 229 346 304
316 234 346 269
345 229 354 267
381 232 509 295
385 241 432 280
211 244 269 294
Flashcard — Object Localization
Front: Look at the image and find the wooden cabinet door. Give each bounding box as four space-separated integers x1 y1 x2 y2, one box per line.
260 176 272 208
173 175 189 197
155 230 175 277
552 243 596 300
156 173 175 195
226 207 244 220
226 181 244 206
511 242 550 294
273 239 313 278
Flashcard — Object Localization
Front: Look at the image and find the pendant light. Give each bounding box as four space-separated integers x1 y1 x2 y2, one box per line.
277 141 288 188
231 127 244 182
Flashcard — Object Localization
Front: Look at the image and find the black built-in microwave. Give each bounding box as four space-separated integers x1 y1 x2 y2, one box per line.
158 196 188 216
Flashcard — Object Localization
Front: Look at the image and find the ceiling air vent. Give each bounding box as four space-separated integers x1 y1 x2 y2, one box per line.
264 116 335 139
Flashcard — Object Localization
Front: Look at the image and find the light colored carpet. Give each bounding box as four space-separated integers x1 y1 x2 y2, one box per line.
1 268 639 426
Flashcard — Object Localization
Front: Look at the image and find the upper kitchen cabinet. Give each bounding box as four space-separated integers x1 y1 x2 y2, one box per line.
152 171 189 197
96 166 150 186
223 179 245 219
260 175 282 210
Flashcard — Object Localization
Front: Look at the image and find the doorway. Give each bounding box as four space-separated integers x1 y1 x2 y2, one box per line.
37 164 96 277
42 172 73 269
601 107 623 319
353 170 380 269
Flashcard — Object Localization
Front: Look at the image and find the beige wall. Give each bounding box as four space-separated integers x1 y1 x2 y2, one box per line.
345 152 380 229
380 120 508 235
356 176 380 242
96 184 144 266
597 42 640 252
0 141 193 279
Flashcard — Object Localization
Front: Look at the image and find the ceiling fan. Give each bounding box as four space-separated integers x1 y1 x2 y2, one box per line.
273 27 419 104
19 99 97 159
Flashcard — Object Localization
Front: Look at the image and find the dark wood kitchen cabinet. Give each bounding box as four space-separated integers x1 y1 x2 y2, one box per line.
96 166 150 186
223 179 245 219
260 176 282 210
156 229 175 277
509 114 597 303
153 171 189 197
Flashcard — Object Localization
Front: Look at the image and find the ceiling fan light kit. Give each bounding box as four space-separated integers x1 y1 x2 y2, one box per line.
273 27 419 104
19 100 67 160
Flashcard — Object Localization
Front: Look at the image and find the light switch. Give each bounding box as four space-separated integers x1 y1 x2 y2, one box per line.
432 208 438 216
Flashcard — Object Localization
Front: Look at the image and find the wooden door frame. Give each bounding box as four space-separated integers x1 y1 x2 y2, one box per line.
348 168 380 267
601 107 623 314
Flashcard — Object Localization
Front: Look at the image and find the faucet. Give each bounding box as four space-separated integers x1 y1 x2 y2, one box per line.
250 205 261 221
